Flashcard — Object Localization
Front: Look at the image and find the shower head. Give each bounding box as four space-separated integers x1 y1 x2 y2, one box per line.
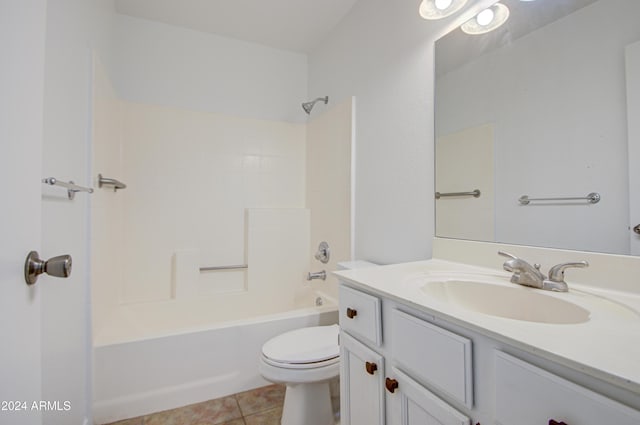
302 96 329 115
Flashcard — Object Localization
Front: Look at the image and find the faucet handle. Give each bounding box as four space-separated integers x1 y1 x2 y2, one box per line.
498 251 518 260
548 261 588 282
498 251 518 271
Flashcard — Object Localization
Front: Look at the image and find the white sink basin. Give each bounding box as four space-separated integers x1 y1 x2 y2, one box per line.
421 279 590 324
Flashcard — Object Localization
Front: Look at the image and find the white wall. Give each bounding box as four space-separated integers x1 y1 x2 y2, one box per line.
111 14 308 123
41 1 115 424
436 0 640 255
308 0 496 264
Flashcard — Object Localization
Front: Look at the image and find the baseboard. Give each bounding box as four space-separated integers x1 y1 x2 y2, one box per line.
93 374 268 424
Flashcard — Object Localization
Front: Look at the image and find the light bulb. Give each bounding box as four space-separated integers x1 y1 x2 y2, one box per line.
476 8 495 26
434 0 453 10
419 0 467 20
461 3 509 35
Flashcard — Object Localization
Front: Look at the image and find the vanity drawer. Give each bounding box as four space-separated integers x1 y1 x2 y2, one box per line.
495 351 640 425
339 285 382 346
391 309 473 408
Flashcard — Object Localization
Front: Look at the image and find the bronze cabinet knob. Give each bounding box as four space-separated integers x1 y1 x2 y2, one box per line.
346 308 358 319
385 378 399 393
365 362 378 375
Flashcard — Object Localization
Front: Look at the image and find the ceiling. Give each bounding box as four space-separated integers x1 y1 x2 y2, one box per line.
114 0 359 53
435 0 597 77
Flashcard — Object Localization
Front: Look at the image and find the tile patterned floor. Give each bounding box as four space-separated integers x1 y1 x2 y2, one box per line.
105 384 285 425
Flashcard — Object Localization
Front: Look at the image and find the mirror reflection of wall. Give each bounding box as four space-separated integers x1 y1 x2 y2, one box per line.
435 0 640 255
435 124 494 241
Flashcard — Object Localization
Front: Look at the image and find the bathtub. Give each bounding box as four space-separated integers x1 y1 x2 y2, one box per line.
92 289 338 424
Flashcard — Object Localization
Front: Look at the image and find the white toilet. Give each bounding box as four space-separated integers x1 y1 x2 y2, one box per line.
259 324 340 425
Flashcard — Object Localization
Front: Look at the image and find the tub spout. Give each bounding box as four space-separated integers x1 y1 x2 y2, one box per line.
307 270 326 281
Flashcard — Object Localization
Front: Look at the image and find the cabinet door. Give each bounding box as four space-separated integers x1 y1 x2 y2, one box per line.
340 331 385 425
495 351 640 425
387 367 470 425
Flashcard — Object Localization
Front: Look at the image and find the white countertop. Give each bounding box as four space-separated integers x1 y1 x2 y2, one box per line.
334 259 640 395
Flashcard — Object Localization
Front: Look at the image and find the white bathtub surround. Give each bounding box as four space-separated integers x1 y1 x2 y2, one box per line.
306 97 354 301
92 55 126 339
171 250 201 299
95 208 311 346
247 209 312 308
169 209 311 303
118 102 306 304
92 56 308 322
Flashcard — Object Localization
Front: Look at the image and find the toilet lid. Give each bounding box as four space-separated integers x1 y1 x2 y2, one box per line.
262 324 339 364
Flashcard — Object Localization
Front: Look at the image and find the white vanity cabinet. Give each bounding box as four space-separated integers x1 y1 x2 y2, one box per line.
339 284 473 425
339 281 640 425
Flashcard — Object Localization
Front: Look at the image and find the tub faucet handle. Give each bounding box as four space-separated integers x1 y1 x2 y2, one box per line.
314 241 330 264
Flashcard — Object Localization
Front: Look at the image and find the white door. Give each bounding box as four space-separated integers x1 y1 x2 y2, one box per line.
0 2 48 425
626 41 640 255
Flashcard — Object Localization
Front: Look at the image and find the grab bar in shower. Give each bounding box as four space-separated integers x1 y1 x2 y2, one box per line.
518 192 601 205
42 177 94 200
435 189 481 199
98 174 127 191
200 264 248 272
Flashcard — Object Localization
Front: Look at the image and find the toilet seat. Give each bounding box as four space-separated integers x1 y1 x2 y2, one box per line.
261 354 339 369
262 324 339 368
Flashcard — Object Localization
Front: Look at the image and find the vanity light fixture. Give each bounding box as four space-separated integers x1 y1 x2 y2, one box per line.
461 2 510 35
419 0 468 20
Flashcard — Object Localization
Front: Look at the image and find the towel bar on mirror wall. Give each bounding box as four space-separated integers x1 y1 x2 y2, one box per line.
518 192 600 205
98 174 127 191
435 189 481 199
42 177 93 200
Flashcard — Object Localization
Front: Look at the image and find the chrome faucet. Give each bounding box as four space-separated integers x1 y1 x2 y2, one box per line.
498 251 545 288
307 270 326 281
498 251 588 292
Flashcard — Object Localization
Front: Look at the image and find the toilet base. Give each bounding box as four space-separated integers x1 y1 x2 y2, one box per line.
281 381 334 425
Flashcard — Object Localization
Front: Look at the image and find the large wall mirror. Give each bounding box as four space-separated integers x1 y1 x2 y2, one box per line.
435 0 640 256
